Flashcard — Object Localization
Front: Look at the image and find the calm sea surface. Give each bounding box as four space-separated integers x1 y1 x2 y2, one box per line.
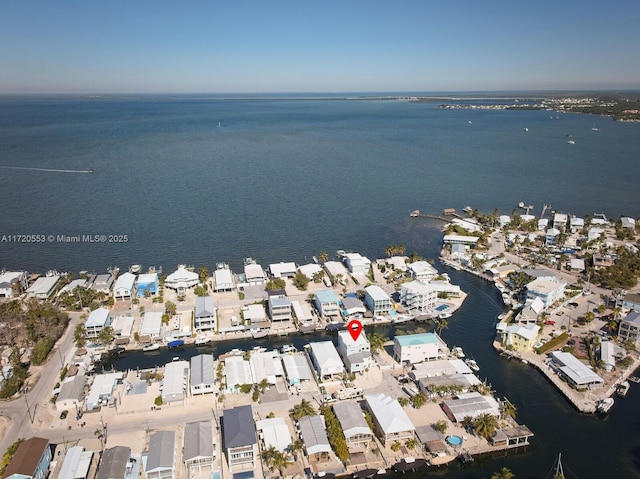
2 95 640 478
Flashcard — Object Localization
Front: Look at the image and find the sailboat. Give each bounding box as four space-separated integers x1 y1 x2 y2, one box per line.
566 135 575 145
551 453 566 479
591 123 599 131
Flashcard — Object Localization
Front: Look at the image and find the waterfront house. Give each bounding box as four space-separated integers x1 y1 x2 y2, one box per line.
26 274 60 299
184 421 215 473
214 265 234 292
298 415 331 461
364 393 415 445
400 280 438 314
256 417 291 453
549 351 604 390
58 446 94 479
343 252 371 275
165 265 199 295
57 278 88 298
525 277 566 308
452 217 482 233
282 353 314 385
291 300 314 324
267 289 292 323
393 332 448 364
222 405 257 471
587 227 605 242
224 355 253 393
90 273 114 294
242 303 268 329
194 296 216 332
337 329 371 373
85 307 111 339
553 213 568 230
386 255 409 272
332 401 373 449
621 216 636 229
499 215 511 227
139 312 163 339
243 261 266 285
537 218 549 231
136 273 158 297
618 311 640 346
515 297 545 324
111 316 134 341
441 392 501 422
96 446 131 479
499 323 540 351
190 354 216 395
599 341 621 372
341 296 366 319
1 437 51 479
298 263 322 280
144 431 176 479
442 234 479 247
249 349 284 385
364 285 393 316
269 261 297 279
113 272 136 301
407 261 438 283
309 341 344 379
85 372 123 411
314 289 341 318
162 360 189 403
323 261 349 282
570 216 585 233
0 270 28 298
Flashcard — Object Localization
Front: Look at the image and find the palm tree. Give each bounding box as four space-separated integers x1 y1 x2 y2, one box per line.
290 399 315 420
473 413 499 440
198 266 209 284
368 332 388 354
290 438 304 460
74 324 86 348
318 251 329 264
501 399 517 420
491 467 515 479
436 318 449 335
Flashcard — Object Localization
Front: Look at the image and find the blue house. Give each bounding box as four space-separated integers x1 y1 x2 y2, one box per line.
136 273 159 297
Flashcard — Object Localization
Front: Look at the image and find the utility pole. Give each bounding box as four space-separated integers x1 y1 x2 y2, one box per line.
23 393 34 424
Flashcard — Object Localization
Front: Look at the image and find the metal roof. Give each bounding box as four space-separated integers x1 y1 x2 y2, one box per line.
183 421 213 462
222 405 256 449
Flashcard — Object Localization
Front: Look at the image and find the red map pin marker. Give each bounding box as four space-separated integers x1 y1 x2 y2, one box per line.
347 319 363 341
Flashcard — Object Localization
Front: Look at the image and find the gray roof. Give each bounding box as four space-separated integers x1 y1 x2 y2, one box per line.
96 446 130 479
145 431 175 472
622 311 640 326
332 402 371 438
57 375 86 403
195 296 215 318
190 354 215 386
183 421 213 462
223 405 256 449
298 415 331 455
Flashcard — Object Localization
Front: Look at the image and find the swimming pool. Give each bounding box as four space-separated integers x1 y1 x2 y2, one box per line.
446 435 463 446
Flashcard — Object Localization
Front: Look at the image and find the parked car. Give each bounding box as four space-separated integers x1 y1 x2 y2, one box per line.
59 410 68 420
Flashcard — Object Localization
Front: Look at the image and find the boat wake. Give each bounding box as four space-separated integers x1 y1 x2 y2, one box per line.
0 166 93 174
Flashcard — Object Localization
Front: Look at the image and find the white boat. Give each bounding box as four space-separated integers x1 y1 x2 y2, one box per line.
592 123 599 131
251 329 268 339
567 135 575 145
142 343 160 351
281 344 297 354
617 380 630 398
465 359 480 372
523 127 529 132
452 347 465 359
597 397 614 413
501 292 512 305
129 264 142 274
195 336 211 346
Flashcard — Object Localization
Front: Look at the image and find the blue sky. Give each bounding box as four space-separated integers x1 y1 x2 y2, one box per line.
1 0 639 93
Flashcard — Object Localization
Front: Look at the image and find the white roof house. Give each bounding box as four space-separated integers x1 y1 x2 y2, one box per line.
269 262 297 278
323 261 349 280
165 265 199 293
244 262 266 284
214 267 234 292
57 279 87 297
58 446 93 479
298 263 322 280
249 350 284 385
332 401 373 447
621 217 636 229
85 308 111 339
309 341 344 378
0 271 27 298
550 351 604 390
553 213 568 229
111 316 134 338
224 355 253 393
291 300 313 324
256 417 291 453
86 372 123 411
343 253 371 275
26 275 60 299
282 353 314 385
499 215 511 227
364 285 393 315
162 360 189 403
386 256 408 272
526 278 566 308
298 415 331 457
113 272 136 301
443 235 479 246
393 332 448 364
400 280 438 313
365 394 415 445
452 218 482 233
139 312 163 338
407 261 438 283
537 218 549 231
501 323 540 351
242 303 267 328
570 216 585 232
337 330 371 373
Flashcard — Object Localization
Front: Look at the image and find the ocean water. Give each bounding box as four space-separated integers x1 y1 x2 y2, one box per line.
0 94 639 274
2 95 640 477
